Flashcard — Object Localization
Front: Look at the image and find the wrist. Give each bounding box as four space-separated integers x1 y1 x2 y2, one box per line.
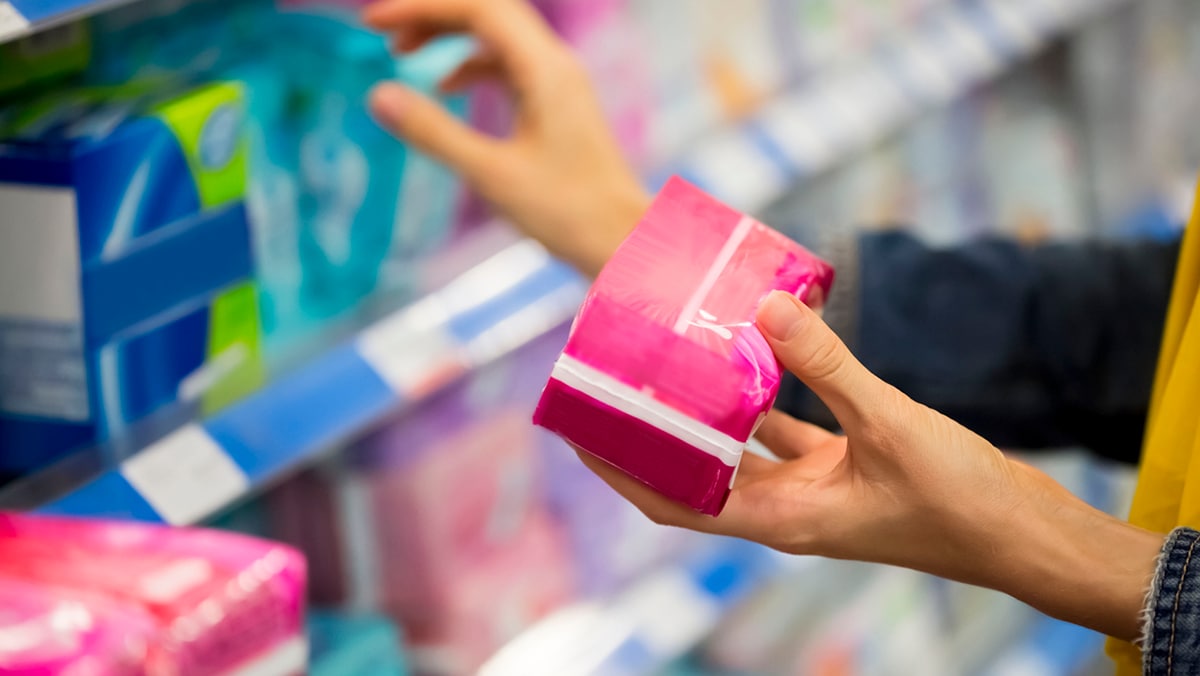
976 460 1161 641
577 181 650 277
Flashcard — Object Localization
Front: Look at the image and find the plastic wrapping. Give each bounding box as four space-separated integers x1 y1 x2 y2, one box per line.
534 177 833 515
0 513 307 676
0 576 153 676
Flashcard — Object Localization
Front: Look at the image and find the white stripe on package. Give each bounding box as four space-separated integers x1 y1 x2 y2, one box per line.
121 425 250 525
672 215 756 335
550 355 743 467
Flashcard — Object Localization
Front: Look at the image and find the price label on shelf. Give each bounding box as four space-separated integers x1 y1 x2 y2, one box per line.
357 301 465 400
120 425 250 525
0 2 30 42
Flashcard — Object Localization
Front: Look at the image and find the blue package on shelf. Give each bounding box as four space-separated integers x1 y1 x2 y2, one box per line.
0 81 262 472
25 238 586 526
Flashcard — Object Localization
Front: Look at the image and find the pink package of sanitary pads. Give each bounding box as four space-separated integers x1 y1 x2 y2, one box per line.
533 177 833 515
0 513 307 676
0 576 153 675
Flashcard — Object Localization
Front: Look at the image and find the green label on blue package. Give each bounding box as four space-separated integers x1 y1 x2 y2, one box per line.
153 82 264 414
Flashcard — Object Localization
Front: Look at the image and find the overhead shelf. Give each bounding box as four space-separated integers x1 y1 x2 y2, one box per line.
481 540 798 676
0 0 138 43
665 0 1130 213
0 237 587 524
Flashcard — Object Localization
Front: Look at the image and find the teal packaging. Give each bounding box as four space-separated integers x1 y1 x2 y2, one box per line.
265 11 408 322
227 59 309 344
308 612 409 676
377 37 475 301
227 12 470 343
0 83 264 472
0 22 91 99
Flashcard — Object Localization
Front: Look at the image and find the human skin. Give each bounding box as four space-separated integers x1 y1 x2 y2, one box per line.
363 0 1164 642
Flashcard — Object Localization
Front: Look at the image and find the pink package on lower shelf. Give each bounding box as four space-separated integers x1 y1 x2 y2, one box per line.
0 576 154 675
533 177 834 515
0 513 307 676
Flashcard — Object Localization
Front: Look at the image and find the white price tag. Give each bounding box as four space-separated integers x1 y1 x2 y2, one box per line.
687 128 788 213
0 2 30 43
120 425 249 525
358 302 464 398
613 569 721 657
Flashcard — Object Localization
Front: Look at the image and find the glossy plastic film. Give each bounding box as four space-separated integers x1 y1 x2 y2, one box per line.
534 177 833 515
0 513 307 676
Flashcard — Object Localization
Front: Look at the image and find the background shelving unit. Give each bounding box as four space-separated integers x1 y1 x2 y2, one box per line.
1 0 1194 673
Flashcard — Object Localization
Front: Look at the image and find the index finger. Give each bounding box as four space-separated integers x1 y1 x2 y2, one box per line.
363 0 561 76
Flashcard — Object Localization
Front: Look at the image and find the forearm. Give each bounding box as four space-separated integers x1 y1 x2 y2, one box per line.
964 461 1161 642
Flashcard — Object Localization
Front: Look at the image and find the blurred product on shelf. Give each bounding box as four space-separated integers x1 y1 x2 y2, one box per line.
236 10 412 333
34 0 474 347
762 59 1091 248
534 177 833 516
308 611 409 676
266 327 579 674
1069 0 1200 238
375 37 475 302
539 418 691 598
0 22 91 97
0 575 154 675
0 512 307 675
0 81 263 474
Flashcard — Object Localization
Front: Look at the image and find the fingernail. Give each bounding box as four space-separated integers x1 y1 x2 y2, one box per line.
757 291 804 341
368 83 408 122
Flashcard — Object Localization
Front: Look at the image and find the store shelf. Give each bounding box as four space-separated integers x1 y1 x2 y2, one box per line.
0 238 587 524
482 540 799 676
666 0 1130 213
0 0 138 43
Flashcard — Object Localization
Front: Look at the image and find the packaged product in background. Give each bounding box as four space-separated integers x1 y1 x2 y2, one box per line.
351 342 575 668
691 0 782 121
0 82 263 472
264 11 406 322
535 177 834 516
86 0 268 86
308 611 410 676
901 98 989 246
1070 0 1200 236
0 512 307 676
265 327 578 673
226 59 308 345
975 76 1089 242
538 423 694 597
0 575 154 675
375 37 475 304
0 22 91 99
625 0 722 164
698 560 875 674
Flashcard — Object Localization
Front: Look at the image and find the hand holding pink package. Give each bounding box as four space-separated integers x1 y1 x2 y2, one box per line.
533 177 834 515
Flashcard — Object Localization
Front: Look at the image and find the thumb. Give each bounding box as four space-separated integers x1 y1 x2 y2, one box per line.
756 290 881 428
369 82 498 182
